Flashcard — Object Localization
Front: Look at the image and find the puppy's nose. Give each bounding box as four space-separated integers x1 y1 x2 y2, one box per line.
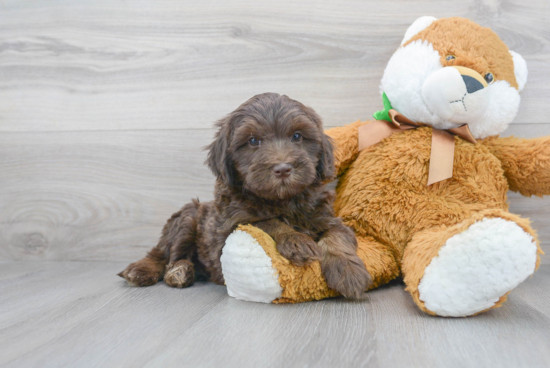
272 163 293 178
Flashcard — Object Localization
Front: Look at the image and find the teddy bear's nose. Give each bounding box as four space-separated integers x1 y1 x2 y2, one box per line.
462 75 485 94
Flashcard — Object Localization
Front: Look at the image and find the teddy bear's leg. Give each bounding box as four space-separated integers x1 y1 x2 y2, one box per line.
219 226 282 303
221 225 399 303
221 225 335 303
402 210 542 317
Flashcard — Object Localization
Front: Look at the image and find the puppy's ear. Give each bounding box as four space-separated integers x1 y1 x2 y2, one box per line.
317 133 335 182
304 106 335 182
205 116 238 187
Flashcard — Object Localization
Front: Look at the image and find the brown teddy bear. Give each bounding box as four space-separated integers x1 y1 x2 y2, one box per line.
219 17 549 317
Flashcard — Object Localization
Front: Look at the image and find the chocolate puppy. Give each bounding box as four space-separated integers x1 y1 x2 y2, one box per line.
119 93 372 298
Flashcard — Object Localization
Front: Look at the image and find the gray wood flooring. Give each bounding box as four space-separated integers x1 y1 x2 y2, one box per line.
1 261 549 368
1 0 550 367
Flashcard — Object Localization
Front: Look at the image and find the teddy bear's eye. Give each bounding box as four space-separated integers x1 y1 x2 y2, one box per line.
484 72 494 84
445 55 456 62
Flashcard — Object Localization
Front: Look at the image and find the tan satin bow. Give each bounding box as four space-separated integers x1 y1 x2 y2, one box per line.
358 109 476 185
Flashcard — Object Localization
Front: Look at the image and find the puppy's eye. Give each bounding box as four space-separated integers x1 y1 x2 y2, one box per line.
291 132 302 142
484 72 494 84
446 55 456 62
248 137 261 147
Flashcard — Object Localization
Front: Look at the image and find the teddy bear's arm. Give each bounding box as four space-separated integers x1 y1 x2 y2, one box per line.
481 135 550 197
325 120 369 176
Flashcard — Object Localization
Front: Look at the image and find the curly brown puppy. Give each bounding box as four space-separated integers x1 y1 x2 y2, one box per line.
119 93 372 298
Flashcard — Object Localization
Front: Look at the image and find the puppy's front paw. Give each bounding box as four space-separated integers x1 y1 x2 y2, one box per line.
322 255 372 299
118 259 165 287
277 232 322 266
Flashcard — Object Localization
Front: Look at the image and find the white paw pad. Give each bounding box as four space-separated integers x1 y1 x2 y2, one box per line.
418 218 537 317
221 230 282 303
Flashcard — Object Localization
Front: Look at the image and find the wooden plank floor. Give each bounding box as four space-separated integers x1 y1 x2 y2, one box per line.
1 261 549 368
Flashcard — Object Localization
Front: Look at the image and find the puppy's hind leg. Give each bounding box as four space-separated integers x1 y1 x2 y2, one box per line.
163 201 201 288
165 260 195 288
118 200 200 287
118 247 166 287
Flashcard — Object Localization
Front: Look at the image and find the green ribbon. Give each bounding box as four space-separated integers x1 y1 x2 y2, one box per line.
373 92 393 122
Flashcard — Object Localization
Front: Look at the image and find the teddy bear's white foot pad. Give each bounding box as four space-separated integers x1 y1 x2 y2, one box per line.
221 230 282 303
418 218 537 317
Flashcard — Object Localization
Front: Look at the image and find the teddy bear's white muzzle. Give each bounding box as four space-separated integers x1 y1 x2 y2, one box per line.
422 66 489 125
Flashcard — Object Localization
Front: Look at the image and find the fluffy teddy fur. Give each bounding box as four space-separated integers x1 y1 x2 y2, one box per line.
220 17 549 317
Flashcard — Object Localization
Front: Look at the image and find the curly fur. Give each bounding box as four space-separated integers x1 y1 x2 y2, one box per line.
119 93 371 298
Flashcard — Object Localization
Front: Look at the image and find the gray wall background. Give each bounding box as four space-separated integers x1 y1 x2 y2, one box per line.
1 0 549 262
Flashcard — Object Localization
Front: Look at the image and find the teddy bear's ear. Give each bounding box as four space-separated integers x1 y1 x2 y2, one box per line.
401 16 438 46
509 50 528 92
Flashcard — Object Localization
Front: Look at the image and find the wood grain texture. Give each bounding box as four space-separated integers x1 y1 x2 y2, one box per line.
0 0 549 132
1 124 549 262
0 261 549 368
0 129 215 261
0 0 549 263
